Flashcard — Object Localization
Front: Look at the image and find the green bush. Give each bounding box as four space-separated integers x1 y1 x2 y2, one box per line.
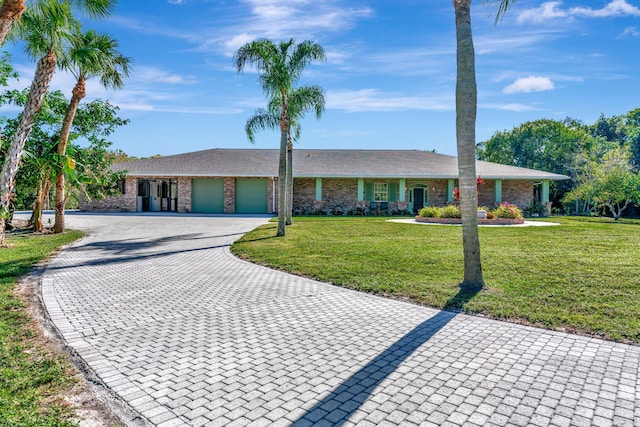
492 202 523 219
418 206 441 218
441 205 461 218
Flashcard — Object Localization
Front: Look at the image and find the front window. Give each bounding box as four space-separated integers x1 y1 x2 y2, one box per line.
373 183 388 202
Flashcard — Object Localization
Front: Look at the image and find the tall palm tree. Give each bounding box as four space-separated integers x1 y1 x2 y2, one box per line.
0 0 115 58
245 86 325 224
0 0 76 245
54 29 130 233
0 0 115 244
453 0 515 289
234 38 325 237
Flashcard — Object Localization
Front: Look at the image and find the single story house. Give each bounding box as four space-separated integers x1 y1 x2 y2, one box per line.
81 149 568 215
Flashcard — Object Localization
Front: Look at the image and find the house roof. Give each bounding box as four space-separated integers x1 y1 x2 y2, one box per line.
113 149 569 181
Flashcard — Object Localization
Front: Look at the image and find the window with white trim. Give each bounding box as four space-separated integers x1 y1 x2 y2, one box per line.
373 183 388 202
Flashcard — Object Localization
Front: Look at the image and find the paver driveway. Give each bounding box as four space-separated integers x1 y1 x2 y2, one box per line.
39 213 639 426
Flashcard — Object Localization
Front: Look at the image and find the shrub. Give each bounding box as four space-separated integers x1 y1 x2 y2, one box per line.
492 202 523 219
441 205 461 218
418 206 441 218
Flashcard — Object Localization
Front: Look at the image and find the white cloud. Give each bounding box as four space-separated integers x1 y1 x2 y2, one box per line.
215 1 373 56
482 103 538 112
517 0 640 24
503 76 555 94
134 67 198 85
223 33 258 56
327 89 452 112
618 26 640 37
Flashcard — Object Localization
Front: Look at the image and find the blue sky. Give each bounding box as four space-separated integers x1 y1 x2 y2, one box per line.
3 0 640 157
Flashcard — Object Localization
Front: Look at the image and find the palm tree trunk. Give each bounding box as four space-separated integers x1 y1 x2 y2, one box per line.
54 78 85 233
32 171 52 233
277 128 288 236
0 51 56 245
285 136 293 225
454 0 485 290
0 0 25 46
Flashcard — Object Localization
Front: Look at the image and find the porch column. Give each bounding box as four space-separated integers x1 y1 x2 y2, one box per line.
541 179 550 204
357 178 364 201
447 179 455 203
399 178 406 202
315 178 322 201
495 179 502 204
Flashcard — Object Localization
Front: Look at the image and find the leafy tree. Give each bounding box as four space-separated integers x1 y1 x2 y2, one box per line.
564 148 640 220
0 89 128 230
0 0 116 243
54 28 130 233
476 118 594 204
0 0 77 244
453 0 516 290
234 38 325 237
245 86 325 225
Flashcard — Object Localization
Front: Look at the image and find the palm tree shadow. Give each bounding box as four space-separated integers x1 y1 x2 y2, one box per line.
292 286 481 426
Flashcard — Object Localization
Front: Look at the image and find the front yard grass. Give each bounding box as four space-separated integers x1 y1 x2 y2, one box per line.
232 216 640 345
0 230 83 426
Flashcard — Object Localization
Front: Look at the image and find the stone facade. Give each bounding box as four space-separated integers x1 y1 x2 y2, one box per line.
177 177 191 212
79 177 137 212
81 175 536 215
224 178 235 214
292 179 317 214
501 180 534 208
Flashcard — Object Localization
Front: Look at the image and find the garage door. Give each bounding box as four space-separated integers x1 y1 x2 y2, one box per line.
191 178 224 213
235 178 268 214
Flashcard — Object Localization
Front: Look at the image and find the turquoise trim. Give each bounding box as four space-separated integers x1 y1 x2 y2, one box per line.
365 182 373 201
357 178 364 201
399 179 406 201
542 179 550 203
495 179 502 203
447 179 455 203
315 178 322 201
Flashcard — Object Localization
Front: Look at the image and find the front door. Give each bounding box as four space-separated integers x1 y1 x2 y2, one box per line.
413 188 425 213
150 181 162 211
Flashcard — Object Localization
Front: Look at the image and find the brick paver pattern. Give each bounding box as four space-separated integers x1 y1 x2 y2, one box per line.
40 214 640 426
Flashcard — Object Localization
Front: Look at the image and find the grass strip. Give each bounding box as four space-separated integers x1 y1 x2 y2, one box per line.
0 230 83 426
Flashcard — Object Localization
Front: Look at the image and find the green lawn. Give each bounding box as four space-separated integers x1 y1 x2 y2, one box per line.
0 230 84 426
232 216 640 344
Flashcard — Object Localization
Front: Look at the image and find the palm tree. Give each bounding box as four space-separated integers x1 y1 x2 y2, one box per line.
245 86 325 224
0 0 115 58
54 29 130 233
0 0 76 245
234 38 325 236
453 0 515 289
0 0 115 244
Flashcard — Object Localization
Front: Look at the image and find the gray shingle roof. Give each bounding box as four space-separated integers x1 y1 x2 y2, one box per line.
113 149 569 180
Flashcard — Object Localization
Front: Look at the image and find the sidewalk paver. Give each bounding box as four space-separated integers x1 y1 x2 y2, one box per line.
36 213 639 426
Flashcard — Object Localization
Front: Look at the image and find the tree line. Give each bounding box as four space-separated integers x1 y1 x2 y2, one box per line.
476 109 640 219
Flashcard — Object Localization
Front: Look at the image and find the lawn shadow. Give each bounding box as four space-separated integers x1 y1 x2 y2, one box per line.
292 286 481 426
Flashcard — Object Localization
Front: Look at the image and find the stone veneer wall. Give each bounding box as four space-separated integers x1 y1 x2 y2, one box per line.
478 180 496 208
267 178 275 213
79 177 137 212
323 179 358 212
81 176 535 214
177 177 191 212
292 179 316 214
501 180 534 208
224 178 235 214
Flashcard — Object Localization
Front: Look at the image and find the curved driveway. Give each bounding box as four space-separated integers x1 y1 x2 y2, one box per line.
41 213 639 426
